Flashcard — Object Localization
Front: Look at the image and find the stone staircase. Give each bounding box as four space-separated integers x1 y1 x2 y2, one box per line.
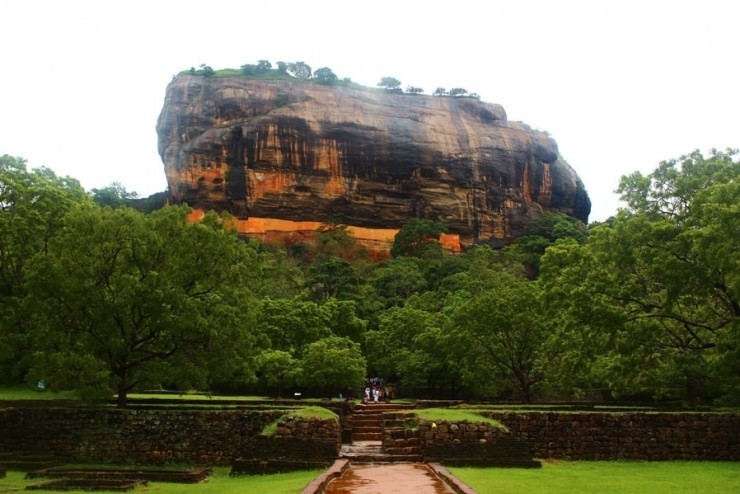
342 403 421 463
350 403 388 442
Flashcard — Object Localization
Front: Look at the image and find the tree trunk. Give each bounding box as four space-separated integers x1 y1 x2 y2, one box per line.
117 380 128 408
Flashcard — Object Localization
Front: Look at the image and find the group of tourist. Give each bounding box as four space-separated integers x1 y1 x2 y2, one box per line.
362 377 396 404
337 377 397 403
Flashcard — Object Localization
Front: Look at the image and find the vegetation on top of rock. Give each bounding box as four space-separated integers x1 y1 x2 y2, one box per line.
180 60 480 97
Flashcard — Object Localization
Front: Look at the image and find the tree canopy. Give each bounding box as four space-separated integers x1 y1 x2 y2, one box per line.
1 149 737 407
313 67 338 85
23 205 263 406
377 76 402 91
391 218 448 259
541 149 739 404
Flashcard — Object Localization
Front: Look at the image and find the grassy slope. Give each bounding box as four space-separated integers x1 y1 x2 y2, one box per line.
450 461 740 494
415 407 506 429
261 406 338 436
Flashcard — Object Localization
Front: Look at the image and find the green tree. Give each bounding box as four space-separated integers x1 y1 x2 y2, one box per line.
199 64 214 76
365 301 454 394
449 87 468 97
287 61 312 79
391 218 448 259
255 349 301 397
240 64 258 75
377 77 402 91
370 257 427 307
247 246 305 299
276 61 288 73
306 256 362 301
433 87 447 96
0 156 89 382
314 220 367 262
506 212 587 277
323 298 367 343
256 59 272 72
405 86 424 94
23 205 262 406
89 182 138 208
313 67 338 85
300 336 366 393
256 297 332 353
541 149 739 405
449 272 556 402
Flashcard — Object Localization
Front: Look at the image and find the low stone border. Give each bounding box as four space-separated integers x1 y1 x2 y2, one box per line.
300 459 350 494
26 479 148 491
26 467 212 483
428 463 477 494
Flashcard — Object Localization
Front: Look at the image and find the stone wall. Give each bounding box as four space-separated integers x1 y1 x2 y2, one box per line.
2 406 737 464
486 412 740 460
416 419 540 467
0 406 339 465
232 416 342 473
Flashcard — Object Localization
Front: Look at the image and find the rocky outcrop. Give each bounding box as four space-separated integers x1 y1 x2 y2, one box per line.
157 75 590 251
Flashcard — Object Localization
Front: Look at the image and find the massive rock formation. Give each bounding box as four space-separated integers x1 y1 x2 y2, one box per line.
157 75 590 253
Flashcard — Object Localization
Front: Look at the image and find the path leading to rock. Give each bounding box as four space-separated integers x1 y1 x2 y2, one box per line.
323 463 457 494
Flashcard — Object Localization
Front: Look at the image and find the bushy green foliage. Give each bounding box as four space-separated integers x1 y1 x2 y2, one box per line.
377 76 402 90
1 149 737 406
313 67 338 85
390 218 448 259
540 149 739 405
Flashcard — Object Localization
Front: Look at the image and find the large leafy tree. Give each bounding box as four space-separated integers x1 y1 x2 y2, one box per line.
377 76 401 91
255 349 302 398
89 181 138 208
300 336 366 394
365 296 458 396
306 256 362 301
448 270 557 402
256 298 333 353
391 218 448 259
0 155 89 381
287 61 312 79
23 205 263 406
369 257 428 307
313 67 338 85
541 149 739 404
507 211 587 277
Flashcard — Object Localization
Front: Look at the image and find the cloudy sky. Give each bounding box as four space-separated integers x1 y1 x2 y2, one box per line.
2 0 738 221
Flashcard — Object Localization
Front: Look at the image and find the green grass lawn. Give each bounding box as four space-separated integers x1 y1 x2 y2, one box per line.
0 467 321 494
416 407 506 429
261 405 338 436
449 461 740 494
126 392 269 401
0 385 79 401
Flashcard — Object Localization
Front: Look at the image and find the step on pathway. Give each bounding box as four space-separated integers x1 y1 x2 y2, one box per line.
322 463 457 494
324 403 476 493
342 402 420 463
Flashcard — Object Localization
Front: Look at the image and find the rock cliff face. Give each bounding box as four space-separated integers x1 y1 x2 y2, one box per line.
157 75 590 252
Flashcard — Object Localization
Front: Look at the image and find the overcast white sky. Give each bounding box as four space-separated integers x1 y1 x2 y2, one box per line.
2 0 738 222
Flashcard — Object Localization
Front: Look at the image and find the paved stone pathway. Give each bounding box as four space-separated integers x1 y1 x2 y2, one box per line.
323 463 456 494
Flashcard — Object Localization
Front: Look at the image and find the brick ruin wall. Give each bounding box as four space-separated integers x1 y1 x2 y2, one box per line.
385 411 739 462
0 406 737 464
487 412 740 460
0 406 340 465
